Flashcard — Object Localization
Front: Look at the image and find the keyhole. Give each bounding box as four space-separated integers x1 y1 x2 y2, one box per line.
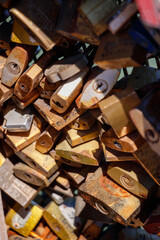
52 99 63 108
92 79 108 93
7 62 20 74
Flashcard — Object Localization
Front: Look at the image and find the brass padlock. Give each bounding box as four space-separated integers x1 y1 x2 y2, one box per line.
56 138 102 166
133 142 160 186
34 98 86 131
101 128 144 153
43 201 77 240
98 87 140 138
107 161 156 199
13 162 58 187
1 45 33 87
14 50 56 100
6 203 43 237
10 0 62 50
50 69 89 113
79 166 142 225
77 67 120 109
65 122 100 147
35 125 61 154
130 88 160 158
15 141 61 178
94 31 146 69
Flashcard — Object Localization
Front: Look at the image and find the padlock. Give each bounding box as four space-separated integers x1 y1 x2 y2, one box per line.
107 162 156 199
5 120 41 151
11 19 39 46
78 0 119 36
45 54 88 84
132 142 160 186
130 88 160 158
68 111 96 130
12 88 40 109
56 0 100 46
65 122 100 147
43 201 77 240
79 166 142 225
3 106 34 132
98 87 140 138
14 50 56 100
56 138 102 166
0 157 37 207
0 190 8 240
63 165 97 186
143 204 160 235
101 128 144 153
128 17 159 54
10 0 62 50
39 76 62 91
50 69 89 114
1 45 34 87
102 144 137 162
108 0 137 34
134 0 160 28
15 141 61 178
6 203 43 237
77 67 120 109
13 162 58 187
34 98 86 131
35 125 61 154
94 31 146 69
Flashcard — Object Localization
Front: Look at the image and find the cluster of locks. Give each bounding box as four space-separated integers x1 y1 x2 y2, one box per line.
0 0 160 239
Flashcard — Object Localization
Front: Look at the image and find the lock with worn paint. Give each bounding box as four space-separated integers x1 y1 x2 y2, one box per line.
77 67 120 109
14 50 56 100
43 201 77 240
34 98 86 131
79 166 142 225
101 128 144 153
6 203 43 237
107 161 156 199
50 69 89 113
